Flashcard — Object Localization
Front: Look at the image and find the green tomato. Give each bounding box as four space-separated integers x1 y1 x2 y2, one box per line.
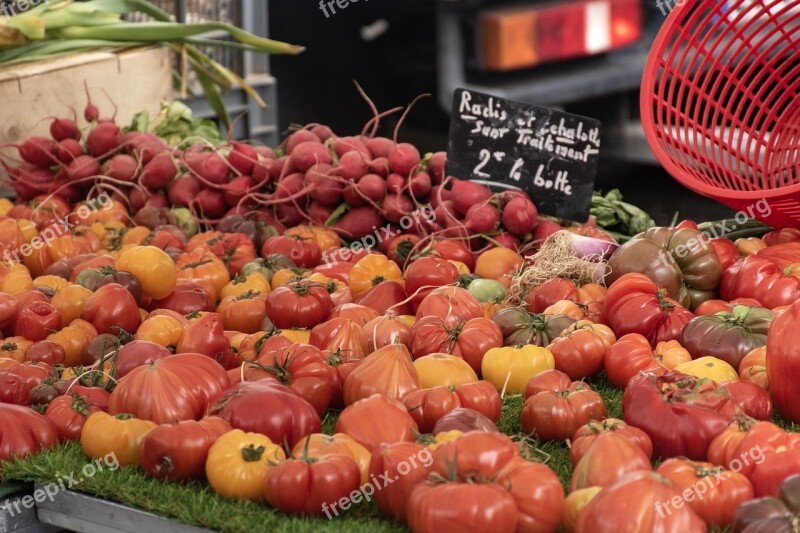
468 278 507 303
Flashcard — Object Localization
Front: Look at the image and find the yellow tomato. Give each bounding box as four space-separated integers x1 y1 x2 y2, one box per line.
482 345 555 395
206 429 286 501
52 284 93 326
81 412 156 467
449 260 471 275
0 198 13 216
562 486 603 533
17 219 36 242
413 353 478 388
398 315 416 327
48 319 97 367
475 247 524 280
426 430 463 451
135 315 185 348
279 329 310 344
116 245 177 300
675 356 739 382
349 254 403 300
33 274 68 292
2 264 32 295
220 272 271 300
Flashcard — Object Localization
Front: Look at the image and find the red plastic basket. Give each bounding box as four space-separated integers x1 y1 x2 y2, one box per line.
641 0 800 228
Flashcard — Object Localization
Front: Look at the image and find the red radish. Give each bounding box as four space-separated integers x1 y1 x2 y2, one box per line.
382 193 414 224
336 150 369 181
17 137 58 166
386 173 405 194
83 83 99 122
228 142 257 176
193 189 226 218
252 159 274 185
343 183 366 207
408 171 432 197
129 187 152 211
57 139 84 163
224 175 256 206
369 157 390 177
334 205 384 239
451 179 493 216
103 154 138 182
285 130 320 154
355 174 387 202
501 197 538 236
365 137 394 158
85 121 121 157
145 192 169 209
275 202 305 227
307 165 344 206
47 178 82 203
49 117 80 141
131 135 168 165
67 155 101 182
465 203 500 234
426 151 447 184
270 156 289 181
533 220 563 243
497 189 530 207
387 143 420 176
275 172 305 198
168 176 202 207
185 151 229 185
289 141 333 172
310 125 334 141
308 201 335 224
140 153 178 189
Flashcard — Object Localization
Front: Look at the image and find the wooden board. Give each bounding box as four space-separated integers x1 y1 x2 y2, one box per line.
0 46 173 157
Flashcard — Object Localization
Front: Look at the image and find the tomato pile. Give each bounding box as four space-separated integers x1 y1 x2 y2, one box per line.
1 119 800 533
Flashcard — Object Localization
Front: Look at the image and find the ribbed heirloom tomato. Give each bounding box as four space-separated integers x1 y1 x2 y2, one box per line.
80 412 156 467
205 429 286 501
115 245 177 300
267 280 332 329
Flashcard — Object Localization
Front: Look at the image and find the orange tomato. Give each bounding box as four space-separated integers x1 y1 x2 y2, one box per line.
291 433 371 484
475 247 524 279
349 255 403 300
135 314 185 348
176 248 230 302
285 225 341 252
47 319 97 367
52 284 93 325
0 337 32 362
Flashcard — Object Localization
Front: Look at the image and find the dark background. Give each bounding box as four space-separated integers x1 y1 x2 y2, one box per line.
269 1 736 225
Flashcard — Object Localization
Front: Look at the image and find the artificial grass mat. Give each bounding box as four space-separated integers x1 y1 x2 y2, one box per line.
0 373 796 533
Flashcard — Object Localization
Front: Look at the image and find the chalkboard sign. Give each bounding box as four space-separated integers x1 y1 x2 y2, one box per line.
446 88 601 222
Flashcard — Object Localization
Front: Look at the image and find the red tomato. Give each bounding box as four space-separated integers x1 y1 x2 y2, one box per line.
767 300 800 422
267 280 332 329
81 283 142 335
335 394 418 452
109 353 229 424
217 290 269 334
139 417 231 481
525 278 579 313
603 273 694 346
431 432 520 479
210 380 321 449
404 257 459 311
148 280 215 314
309 317 368 358
570 418 653 467
414 286 483 323
342 344 420 405
355 280 410 315
410 316 502 372
570 431 652 491
402 380 500 433
262 235 321 268
175 313 237 370
324 350 363 408
0 403 58 462
521 381 607 441
547 321 615 380
14 301 61 342
44 394 100 441
264 454 361 516
721 255 800 309
116 340 172 379
710 238 741 271
369 442 433 521
604 334 692 388
407 483 517 533
729 421 800 497
430 239 475 271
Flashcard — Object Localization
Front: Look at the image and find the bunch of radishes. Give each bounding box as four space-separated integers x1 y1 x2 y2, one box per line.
2 95 548 251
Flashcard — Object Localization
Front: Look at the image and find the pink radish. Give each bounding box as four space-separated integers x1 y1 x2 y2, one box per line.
49 117 80 141
185 151 229 185
224 176 256 206
355 174 387 202
275 202 305 227
408 171 432 198
255 146 276 159
67 155 101 182
129 187 153 211
365 137 394 158
57 139 84 163
386 173 405 194
310 125 334 141
83 83 99 122
168 176 201 207
103 154 138 183
228 142 257 176
429 184 453 209
47 178 82 203
85 121 121 157
382 193 414 224
532 220 562 243
332 136 370 158
451 179 493 216
145 192 169 209
387 143 420 177
342 183 366 207
289 141 333 172
501 197 538 236
17 137 59 166
252 159 274 185
336 150 369 181
491 232 521 251
307 165 344 206
285 130 321 154
275 172 305 198
333 205 384 239
465 203 500 234
270 156 289 181
369 157 389 177
427 151 447 184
